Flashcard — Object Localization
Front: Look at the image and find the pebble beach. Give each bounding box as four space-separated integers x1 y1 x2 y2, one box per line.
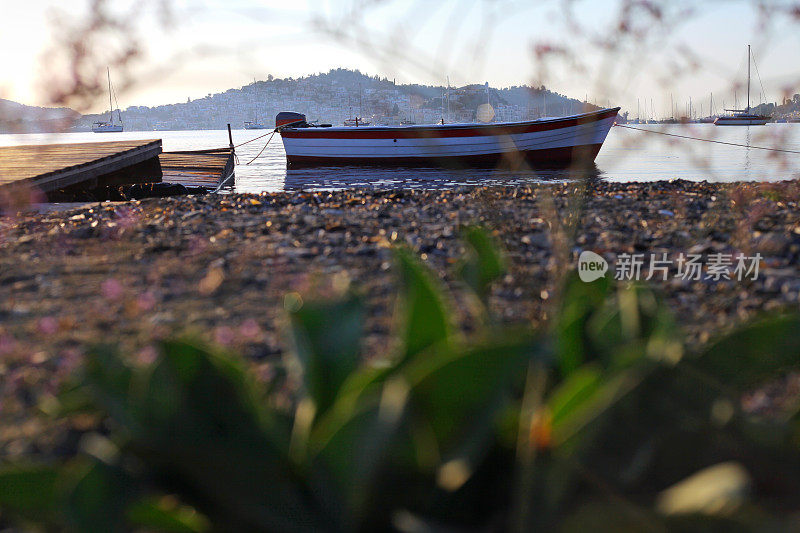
2 179 800 458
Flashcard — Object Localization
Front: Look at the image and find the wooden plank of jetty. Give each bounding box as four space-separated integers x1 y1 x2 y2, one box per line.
160 148 235 187
0 140 162 193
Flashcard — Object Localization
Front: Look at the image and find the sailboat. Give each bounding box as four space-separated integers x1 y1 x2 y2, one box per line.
343 118 371 127
92 68 123 133
343 85 370 126
244 121 270 130
715 45 770 126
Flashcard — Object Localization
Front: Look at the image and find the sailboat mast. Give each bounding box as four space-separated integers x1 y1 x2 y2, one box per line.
107 67 113 123
747 44 751 113
446 76 451 122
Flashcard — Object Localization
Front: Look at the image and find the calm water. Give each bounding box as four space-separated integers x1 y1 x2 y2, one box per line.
2 124 799 192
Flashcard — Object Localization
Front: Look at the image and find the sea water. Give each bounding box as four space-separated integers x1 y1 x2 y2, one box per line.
2 124 799 192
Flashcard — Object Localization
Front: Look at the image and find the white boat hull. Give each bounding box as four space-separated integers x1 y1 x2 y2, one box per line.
279 108 619 168
92 123 123 133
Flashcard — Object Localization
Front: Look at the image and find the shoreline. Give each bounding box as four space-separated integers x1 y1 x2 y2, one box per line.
2 179 800 456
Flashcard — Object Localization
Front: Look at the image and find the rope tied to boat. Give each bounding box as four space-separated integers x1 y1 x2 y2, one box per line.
234 130 274 148
614 124 800 155
244 130 277 165
212 127 280 193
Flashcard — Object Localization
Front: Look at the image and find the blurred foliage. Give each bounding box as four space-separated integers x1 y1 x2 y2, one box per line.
1 227 800 532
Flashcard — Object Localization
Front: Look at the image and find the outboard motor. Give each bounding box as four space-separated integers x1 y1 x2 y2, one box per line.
276 112 306 128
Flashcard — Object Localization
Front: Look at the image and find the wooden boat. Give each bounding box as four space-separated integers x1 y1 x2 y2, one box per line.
93 68 123 133
275 107 620 168
715 45 770 126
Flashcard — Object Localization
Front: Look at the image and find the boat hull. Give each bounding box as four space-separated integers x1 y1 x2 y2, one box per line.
714 116 769 126
92 125 123 133
284 143 605 168
279 108 619 168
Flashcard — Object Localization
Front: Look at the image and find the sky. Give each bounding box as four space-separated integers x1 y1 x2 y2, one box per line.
1 0 799 118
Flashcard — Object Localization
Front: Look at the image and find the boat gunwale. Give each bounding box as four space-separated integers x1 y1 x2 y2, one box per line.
280 107 621 135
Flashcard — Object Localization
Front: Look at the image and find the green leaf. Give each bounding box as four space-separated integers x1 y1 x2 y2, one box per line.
695 314 800 391
457 226 506 302
587 283 683 370
402 333 547 467
394 247 451 361
308 376 408 529
133 340 318 529
126 496 211 533
85 339 322 531
64 458 137 532
548 364 645 451
0 464 61 523
288 293 365 415
83 344 136 427
555 272 611 375
548 364 604 429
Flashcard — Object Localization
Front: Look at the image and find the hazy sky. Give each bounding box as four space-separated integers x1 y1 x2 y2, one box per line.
2 0 799 117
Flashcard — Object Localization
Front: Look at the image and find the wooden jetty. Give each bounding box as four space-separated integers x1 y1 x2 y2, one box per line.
0 139 236 199
160 125 236 188
0 140 162 194
160 148 235 188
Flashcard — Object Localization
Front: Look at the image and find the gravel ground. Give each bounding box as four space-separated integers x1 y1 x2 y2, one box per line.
2 180 800 458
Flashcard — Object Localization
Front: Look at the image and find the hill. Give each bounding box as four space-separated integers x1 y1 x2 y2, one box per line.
72 69 597 131
0 99 79 134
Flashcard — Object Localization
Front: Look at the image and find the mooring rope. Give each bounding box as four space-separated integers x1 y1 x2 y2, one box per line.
244 131 277 165
614 124 800 155
212 168 236 194
234 129 275 148
209 129 277 194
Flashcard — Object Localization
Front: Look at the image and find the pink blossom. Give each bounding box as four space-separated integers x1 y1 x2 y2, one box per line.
239 319 261 339
214 326 236 347
136 291 157 312
0 334 18 356
101 279 124 301
135 345 159 366
37 317 59 336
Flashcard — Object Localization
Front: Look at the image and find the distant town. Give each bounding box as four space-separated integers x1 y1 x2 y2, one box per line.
2 68 800 133
2 69 597 133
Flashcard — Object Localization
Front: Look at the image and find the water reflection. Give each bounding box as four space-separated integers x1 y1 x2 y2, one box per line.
281 164 600 190
744 128 752 173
